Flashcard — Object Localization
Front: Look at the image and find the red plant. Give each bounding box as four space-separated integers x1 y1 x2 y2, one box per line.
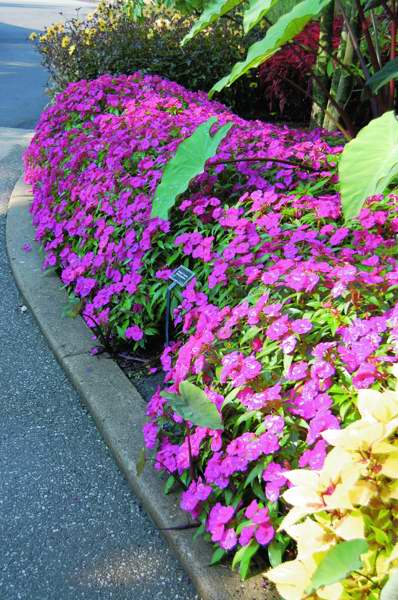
258 20 342 122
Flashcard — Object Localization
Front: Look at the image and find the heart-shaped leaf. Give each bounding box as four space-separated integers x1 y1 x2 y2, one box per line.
162 381 223 430
339 111 398 222
151 117 232 220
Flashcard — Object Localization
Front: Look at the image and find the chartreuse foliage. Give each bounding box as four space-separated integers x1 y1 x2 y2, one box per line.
308 539 369 593
265 367 398 599
339 111 398 222
151 117 232 220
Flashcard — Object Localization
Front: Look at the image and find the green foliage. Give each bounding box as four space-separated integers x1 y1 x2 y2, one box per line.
308 539 369 593
210 0 332 95
31 0 260 116
151 117 233 220
339 111 398 222
161 381 224 430
267 537 288 568
366 57 398 95
232 540 260 579
243 0 279 34
181 0 243 44
136 447 146 476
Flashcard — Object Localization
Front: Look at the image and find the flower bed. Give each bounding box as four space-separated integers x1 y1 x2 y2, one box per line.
25 73 398 580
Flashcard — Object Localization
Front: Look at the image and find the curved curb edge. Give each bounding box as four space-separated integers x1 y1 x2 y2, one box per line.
6 177 274 600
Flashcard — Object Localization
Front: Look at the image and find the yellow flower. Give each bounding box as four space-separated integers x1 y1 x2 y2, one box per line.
68 44 76 55
322 419 387 453
61 35 71 48
266 556 317 600
265 556 343 600
380 452 398 478
357 386 398 425
334 513 365 540
29 32 38 41
285 518 334 558
281 447 361 529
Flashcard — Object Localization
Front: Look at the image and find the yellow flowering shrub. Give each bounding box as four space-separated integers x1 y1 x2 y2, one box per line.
265 366 398 600
29 0 261 116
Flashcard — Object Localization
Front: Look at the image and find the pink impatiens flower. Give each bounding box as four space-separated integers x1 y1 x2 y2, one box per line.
207 502 237 550
263 462 288 502
239 500 274 546
180 478 212 516
125 324 144 341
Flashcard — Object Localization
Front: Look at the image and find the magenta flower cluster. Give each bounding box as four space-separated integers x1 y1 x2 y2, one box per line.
24 73 398 571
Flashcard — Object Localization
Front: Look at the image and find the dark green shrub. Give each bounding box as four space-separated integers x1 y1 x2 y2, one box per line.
31 0 263 118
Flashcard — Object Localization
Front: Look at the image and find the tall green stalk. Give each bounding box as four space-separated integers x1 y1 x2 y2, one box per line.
310 0 335 127
323 4 359 130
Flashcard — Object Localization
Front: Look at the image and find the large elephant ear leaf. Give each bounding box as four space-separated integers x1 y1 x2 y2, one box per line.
210 0 332 95
163 381 223 430
151 117 232 220
181 0 243 45
339 111 398 223
243 0 279 34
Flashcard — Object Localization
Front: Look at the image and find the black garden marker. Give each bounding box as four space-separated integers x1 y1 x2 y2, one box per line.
165 266 195 347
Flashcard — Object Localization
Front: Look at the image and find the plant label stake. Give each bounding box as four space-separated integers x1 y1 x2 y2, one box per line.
165 266 195 347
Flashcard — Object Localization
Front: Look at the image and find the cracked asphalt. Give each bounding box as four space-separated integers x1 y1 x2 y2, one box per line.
0 2 197 599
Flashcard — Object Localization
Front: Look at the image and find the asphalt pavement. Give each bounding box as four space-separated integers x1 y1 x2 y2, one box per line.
0 2 197 598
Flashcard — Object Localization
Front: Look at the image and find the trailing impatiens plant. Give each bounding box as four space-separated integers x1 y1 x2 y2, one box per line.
25 74 398 579
265 367 398 599
24 71 344 349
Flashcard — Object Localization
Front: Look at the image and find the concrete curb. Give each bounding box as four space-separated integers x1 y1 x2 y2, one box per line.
6 177 275 600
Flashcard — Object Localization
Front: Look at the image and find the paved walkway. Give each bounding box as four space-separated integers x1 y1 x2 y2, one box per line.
0 2 197 599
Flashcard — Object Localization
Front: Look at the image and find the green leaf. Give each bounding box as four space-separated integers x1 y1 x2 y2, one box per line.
339 111 398 222
164 381 224 430
151 118 232 220
364 0 383 10
193 522 206 540
232 540 260 580
136 447 146 477
160 390 180 403
243 0 279 33
244 460 265 487
210 0 332 95
182 0 243 44
62 297 83 318
283 353 293 377
241 326 261 344
307 539 369 593
381 569 398 600
210 547 226 565
164 475 176 495
366 58 398 95
268 538 288 568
